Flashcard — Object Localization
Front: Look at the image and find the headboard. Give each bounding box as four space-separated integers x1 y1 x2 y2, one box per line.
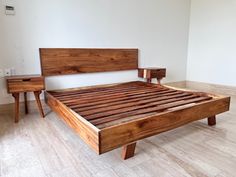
40 48 138 76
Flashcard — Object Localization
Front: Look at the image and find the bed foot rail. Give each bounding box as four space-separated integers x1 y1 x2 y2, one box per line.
208 116 216 126
121 142 136 160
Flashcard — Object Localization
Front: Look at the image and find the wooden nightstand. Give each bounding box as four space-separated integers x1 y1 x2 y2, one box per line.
6 75 45 123
138 67 166 84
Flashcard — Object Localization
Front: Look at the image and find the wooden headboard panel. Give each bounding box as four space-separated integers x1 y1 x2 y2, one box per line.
40 48 138 76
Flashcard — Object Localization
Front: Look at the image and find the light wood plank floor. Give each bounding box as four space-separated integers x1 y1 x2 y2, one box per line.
0 94 236 177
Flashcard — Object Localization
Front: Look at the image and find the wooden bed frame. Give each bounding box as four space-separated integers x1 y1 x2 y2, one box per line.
40 48 230 160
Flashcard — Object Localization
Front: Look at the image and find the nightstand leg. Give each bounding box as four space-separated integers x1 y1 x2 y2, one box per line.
34 91 45 118
12 93 20 123
24 92 28 114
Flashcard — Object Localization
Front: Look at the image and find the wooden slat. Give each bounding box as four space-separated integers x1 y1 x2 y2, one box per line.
47 82 214 128
72 91 184 111
56 87 168 102
66 89 178 109
40 48 138 76
51 81 155 94
90 96 212 126
54 86 165 100
58 91 176 106
79 92 192 116
50 82 154 97
51 83 146 97
52 86 140 98
87 95 199 120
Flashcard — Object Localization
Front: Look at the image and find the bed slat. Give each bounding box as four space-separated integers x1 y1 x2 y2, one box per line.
47 82 213 128
79 93 192 116
90 96 211 126
71 91 184 111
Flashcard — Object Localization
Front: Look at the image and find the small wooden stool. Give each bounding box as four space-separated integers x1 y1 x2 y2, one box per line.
6 75 45 123
138 67 166 84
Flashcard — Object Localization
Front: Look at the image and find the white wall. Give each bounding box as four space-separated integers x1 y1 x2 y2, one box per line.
187 0 236 86
0 0 191 105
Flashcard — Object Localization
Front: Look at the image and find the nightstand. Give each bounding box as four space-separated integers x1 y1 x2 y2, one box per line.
6 75 45 123
138 67 166 84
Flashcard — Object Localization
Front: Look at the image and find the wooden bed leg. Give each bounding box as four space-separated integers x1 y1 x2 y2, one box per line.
121 142 136 160
208 116 216 126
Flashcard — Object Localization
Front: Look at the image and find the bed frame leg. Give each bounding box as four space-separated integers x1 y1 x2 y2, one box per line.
208 116 216 126
121 142 136 160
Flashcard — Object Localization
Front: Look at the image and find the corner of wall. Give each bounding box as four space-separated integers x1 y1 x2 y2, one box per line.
185 0 193 82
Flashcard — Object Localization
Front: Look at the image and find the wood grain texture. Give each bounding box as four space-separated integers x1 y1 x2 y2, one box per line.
34 91 45 118
138 68 166 84
6 75 45 93
46 92 100 154
48 82 216 127
6 75 45 123
46 81 230 157
122 143 136 160
40 48 138 76
138 68 166 79
99 96 230 153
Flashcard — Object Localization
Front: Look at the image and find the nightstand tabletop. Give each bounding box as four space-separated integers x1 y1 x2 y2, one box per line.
5 74 43 80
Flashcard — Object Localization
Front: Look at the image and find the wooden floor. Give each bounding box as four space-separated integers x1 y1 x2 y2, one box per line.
0 90 236 176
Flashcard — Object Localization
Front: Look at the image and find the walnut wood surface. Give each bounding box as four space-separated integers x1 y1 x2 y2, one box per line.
40 48 138 76
46 81 230 157
99 96 230 153
138 68 166 79
48 82 214 127
6 75 45 122
208 116 216 126
34 91 45 118
46 92 100 153
6 75 45 93
138 68 166 84
5 75 43 80
122 143 136 160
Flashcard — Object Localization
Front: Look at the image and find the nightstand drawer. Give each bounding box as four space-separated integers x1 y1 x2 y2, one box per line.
149 69 166 78
7 77 45 93
138 68 166 79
